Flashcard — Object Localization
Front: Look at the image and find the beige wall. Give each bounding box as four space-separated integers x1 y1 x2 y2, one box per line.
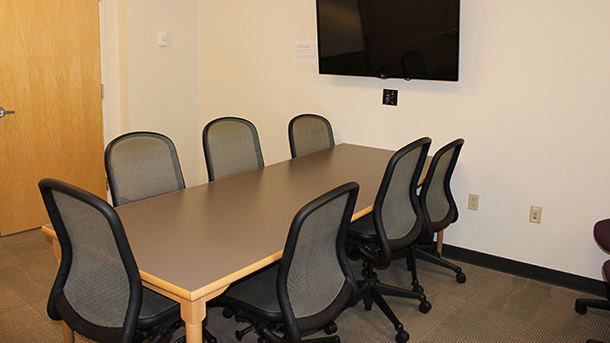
102 0 610 280
101 0 201 186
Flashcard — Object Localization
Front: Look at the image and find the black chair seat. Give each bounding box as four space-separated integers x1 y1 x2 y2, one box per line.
138 288 181 327
349 213 423 254
220 264 284 322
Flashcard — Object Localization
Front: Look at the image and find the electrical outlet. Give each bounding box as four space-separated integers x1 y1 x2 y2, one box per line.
468 193 479 211
529 206 542 224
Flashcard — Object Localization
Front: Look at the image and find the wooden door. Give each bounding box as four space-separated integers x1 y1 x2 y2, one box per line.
0 0 105 236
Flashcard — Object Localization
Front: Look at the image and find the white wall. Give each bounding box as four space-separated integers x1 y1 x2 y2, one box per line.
123 0 201 186
197 0 610 280
104 0 610 280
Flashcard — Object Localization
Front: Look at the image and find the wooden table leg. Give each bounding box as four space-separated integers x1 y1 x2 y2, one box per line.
62 322 75 343
436 230 444 256
181 298 207 343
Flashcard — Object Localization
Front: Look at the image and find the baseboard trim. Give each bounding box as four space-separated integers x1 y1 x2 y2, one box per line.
440 243 607 297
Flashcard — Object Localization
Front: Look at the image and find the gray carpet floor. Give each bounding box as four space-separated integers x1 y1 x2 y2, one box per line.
1 228 609 343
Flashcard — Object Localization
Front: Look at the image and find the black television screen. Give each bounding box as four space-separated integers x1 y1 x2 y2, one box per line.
316 0 460 81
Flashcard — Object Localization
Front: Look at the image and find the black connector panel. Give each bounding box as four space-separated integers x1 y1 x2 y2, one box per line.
382 89 398 106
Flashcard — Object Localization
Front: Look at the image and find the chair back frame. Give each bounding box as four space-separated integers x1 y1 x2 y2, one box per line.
202 117 264 181
105 131 185 206
351 137 431 266
276 182 359 341
39 178 142 343
418 138 464 243
288 114 335 158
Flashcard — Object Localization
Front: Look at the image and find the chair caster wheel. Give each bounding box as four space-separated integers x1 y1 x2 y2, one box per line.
257 337 268 343
323 321 338 335
222 308 234 318
364 297 373 311
395 330 410 343
412 284 424 294
575 302 587 315
419 301 432 313
456 272 466 284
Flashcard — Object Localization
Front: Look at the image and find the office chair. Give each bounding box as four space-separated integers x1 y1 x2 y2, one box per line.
105 131 185 206
415 138 466 283
288 114 335 158
216 182 360 343
575 219 610 343
347 137 432 343
105 132 217 342
39 178 183 343
202 117 264 181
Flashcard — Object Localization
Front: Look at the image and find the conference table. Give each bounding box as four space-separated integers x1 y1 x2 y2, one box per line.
42 143 428 343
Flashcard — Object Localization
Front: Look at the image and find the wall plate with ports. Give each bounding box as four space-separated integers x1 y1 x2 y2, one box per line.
530 206 542 223
382 89 397 106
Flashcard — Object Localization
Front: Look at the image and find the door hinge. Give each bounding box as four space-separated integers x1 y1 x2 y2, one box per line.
101 84 105 100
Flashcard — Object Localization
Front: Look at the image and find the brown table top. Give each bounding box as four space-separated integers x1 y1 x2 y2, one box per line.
115 143 395 301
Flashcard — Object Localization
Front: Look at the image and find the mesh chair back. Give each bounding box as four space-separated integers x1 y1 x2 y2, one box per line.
105 132 185 206
39 179 142 343
420 138 464 231
277 182 359 337
376 138 431 242
202 117 264 181
288 114 335 158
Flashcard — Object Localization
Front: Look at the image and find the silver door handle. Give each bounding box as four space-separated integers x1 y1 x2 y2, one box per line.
0 105 15 118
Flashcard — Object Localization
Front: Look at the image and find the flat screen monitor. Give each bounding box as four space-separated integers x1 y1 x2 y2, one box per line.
316 0 460 81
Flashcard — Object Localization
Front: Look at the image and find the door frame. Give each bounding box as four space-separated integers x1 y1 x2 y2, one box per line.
99 0 129 147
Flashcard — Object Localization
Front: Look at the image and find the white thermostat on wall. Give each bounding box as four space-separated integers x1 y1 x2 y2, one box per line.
158 31 168 46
